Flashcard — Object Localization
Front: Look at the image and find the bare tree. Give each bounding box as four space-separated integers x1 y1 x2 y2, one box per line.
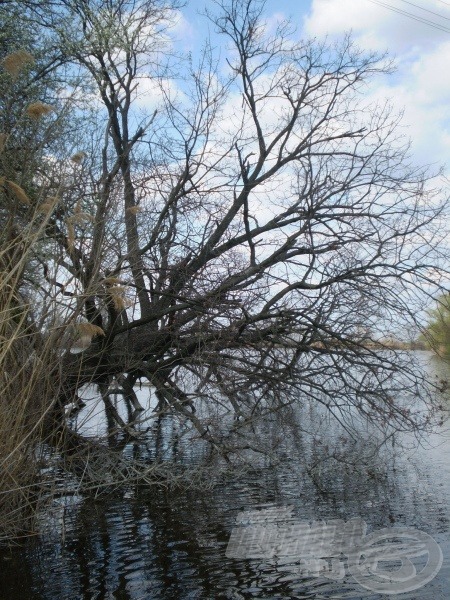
4 0 448 461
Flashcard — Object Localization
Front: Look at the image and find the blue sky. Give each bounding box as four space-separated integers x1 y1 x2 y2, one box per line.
173 0 450 173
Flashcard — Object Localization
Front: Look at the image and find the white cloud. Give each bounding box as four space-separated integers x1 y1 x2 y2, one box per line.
410 40 450 106
304 0 386 42
133 76 168 110
304 0 450 54
303 0 450 170
170 10 196 50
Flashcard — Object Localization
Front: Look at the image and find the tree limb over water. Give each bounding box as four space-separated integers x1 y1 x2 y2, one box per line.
1 0 449 488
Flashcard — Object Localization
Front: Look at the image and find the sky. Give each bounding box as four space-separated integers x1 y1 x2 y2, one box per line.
175 0 450 173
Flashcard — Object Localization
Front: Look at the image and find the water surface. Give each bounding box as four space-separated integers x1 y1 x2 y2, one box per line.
1 352 449 599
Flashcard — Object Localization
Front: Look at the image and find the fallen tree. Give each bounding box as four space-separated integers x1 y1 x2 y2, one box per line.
1 0 449 515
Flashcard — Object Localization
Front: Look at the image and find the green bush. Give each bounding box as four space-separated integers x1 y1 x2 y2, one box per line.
425 294 450 356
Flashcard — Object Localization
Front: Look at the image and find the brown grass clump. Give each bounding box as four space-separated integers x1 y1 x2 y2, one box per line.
70 323 105 354
70 151 86 164
0 235 62 543
102 276 122 286
69 212 95 224
108 285 127 295
0 68 96 544
126 205 142 215
66 220 75 251
76 322 105 339
38 196 59 214
0 324 61 541
26 102 53 120
108 285 130 310
70 201 94 224
3 180 30 205
2 50 34 77
38 202 53 214
112 294 128 311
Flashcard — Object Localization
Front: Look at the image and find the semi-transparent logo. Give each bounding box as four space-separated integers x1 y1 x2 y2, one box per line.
226 507 443 595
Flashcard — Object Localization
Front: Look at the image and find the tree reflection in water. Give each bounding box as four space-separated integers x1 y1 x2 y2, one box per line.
1 355 449 600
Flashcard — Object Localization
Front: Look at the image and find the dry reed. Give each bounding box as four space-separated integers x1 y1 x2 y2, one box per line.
26 102 53 120
2 50 34 78
70 151 86 164
0 223 63 543
126 205 142 215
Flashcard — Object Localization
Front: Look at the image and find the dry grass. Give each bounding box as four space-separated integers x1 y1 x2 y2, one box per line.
0 70 220 545
126 205 142 215
0 62 151 545
0 60 57 542
26 102 53 120
0 200 64 543
70 151 86 164
0 179 31 205
2 50 34 78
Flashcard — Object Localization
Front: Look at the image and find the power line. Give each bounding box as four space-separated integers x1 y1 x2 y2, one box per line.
397 0 450 21
368 0 450 31
435 0 450 8
366 0 450 33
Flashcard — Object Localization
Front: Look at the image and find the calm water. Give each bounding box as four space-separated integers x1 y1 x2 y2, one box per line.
1 352 449 599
